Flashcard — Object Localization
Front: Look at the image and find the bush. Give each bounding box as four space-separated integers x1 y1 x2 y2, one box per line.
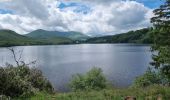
133 67 162 88
0 64 54 98
69 67 107 91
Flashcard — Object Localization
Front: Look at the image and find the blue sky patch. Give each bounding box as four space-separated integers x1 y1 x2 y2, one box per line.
0 9 13 14
73 4 91 14
134 0 164 8
57 0 164 15
58 2 79 9
58 2 91 14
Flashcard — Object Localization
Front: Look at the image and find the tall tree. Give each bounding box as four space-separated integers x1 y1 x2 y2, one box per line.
151 0 170 81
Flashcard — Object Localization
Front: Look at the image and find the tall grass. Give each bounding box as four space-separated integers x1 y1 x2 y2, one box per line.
16 85 170 100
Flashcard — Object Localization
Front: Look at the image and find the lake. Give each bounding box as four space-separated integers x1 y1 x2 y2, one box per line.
0 44 152 92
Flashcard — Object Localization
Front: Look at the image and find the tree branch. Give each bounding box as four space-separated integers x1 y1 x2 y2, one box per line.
7 48 20 66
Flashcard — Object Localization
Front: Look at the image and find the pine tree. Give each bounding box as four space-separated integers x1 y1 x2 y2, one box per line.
151 0 170 81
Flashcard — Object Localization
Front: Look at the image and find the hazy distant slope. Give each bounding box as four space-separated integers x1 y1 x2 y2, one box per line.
43 37 73 44
66 31 90 40
86 28 153 44
25 29 90 40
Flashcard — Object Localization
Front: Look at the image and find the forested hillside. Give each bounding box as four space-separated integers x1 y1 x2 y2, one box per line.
0 30 73 46
86 28 153 44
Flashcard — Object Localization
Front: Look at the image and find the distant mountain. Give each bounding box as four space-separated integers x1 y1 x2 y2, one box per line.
0 30 29 41
0 28 153 47
25 29 90 40
86 28 153 44
0 30 37 46
0 30 74 47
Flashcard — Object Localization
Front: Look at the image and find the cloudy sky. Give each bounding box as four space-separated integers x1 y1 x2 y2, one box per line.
0 0 164 35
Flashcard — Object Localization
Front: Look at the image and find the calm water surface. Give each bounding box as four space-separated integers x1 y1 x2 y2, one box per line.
0 44 152 92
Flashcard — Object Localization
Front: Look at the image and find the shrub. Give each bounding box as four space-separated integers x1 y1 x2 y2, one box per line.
29 68 54 93
133 67 162 88
0 65 53 98
69 67 107 91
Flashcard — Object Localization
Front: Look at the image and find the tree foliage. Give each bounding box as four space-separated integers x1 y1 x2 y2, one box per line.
150 0 170 81
0 65 54 98
69 67 107 91
0 48 54 98
133 68 164 88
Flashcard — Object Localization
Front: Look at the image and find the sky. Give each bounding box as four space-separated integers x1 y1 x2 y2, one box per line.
0 0 164 36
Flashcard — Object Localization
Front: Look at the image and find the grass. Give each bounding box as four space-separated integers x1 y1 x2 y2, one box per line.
15 85 170 100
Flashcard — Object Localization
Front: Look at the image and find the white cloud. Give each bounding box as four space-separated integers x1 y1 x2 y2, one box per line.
0 0 153 35
62 0 119 4
1 0 49 19
0 0 12 2
0 14 41 33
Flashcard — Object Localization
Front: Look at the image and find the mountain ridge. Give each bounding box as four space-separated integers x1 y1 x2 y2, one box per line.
25 29 90 40
0 29 74 46
0 28 153 47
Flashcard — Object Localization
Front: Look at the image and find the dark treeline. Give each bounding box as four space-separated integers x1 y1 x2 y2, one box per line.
86 28 153 44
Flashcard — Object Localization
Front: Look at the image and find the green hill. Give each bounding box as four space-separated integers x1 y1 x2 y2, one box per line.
0 30 43 46
86 28 153 44
0 30 29 41
25 29 90 40
0 30 73 47
0 28 153 47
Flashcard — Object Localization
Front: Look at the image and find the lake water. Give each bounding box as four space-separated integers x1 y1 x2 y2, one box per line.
0 44 152 92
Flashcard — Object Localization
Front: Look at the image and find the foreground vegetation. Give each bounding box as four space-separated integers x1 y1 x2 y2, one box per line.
13 67 170 100
1 66 169 100
22 85 170 100
0 64 54 98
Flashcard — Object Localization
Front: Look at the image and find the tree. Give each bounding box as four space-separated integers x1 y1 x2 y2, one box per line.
151 0 170 81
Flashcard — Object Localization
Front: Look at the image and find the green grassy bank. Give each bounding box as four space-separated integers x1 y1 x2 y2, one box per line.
16 85 170 100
